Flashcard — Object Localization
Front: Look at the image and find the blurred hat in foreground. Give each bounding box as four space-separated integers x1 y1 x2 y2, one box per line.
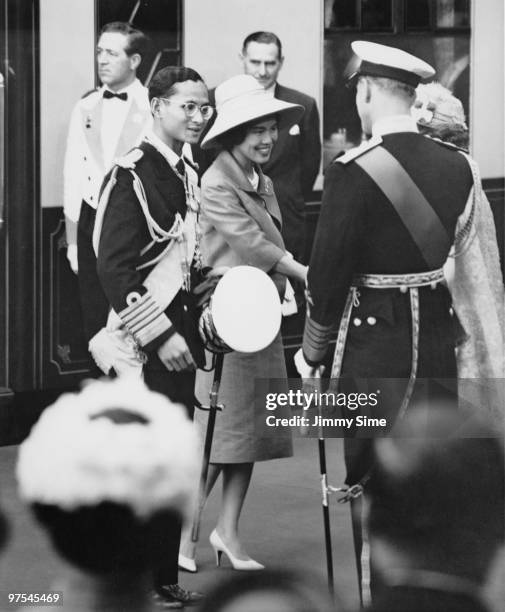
17 378 200 573
17 377 199 518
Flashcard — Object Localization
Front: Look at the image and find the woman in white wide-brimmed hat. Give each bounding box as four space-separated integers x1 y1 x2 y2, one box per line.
179 74 306 572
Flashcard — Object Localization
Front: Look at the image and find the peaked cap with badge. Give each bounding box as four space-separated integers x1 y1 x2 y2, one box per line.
347 40 435 87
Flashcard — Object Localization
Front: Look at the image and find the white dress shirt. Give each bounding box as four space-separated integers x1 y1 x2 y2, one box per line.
372 114 419 137
101 79 147 169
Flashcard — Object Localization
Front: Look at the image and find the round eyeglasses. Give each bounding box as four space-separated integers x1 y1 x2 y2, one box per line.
159 98 214 120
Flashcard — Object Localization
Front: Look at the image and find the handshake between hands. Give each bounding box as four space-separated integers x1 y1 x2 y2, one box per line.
294 348 324 379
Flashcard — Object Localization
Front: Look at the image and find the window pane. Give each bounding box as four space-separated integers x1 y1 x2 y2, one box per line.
97 0 182 84
361 0 393 30
323 34 364 167
436 0 470 28
406 0 433 30
325 0 359 29
323 33 471 170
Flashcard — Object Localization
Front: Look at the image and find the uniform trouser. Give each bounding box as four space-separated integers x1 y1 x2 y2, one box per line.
337 286 458 604
144 366 196 589
77 200 110 349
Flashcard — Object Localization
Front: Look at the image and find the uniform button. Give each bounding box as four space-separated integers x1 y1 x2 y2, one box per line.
90 196 93 201
353 317 362 327
367 316 377 326
400 286 408 293
183 305 188 312
449 307 454 316
88 176 91 181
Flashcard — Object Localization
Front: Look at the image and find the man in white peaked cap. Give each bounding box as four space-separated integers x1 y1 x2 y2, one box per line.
297 40 476 603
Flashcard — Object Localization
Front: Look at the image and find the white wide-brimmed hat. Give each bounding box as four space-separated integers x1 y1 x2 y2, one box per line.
201 74 304 150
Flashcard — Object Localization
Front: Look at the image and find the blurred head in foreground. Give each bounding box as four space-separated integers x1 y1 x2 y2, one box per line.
16 378 199 575
368 408 504 585
196 568 338 612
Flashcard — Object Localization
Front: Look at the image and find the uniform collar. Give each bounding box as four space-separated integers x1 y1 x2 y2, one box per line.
372 114 419 137
144 130 183 167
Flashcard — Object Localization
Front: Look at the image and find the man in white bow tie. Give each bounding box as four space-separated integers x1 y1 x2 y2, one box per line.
63 21 152 357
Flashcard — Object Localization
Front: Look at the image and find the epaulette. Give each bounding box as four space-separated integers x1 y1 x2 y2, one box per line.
81 87 99 99
334 135 383 165
115 148 144 169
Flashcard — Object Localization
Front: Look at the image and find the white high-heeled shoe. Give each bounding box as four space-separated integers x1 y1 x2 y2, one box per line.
178 553 197 573
209 529 264 571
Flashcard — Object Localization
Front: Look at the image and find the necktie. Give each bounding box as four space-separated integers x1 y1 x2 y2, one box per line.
103 90 128 101
175 158 186 177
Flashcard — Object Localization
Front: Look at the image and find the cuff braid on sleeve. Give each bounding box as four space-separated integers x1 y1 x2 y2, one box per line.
302 316 333 366
118 291 174 347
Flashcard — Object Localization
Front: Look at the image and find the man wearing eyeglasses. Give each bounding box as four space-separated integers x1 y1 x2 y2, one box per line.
91 66 212 607
63 21 151 364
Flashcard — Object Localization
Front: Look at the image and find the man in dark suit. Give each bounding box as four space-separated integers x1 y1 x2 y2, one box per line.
240 31 321 264
296 41 475 603
93 65 213 608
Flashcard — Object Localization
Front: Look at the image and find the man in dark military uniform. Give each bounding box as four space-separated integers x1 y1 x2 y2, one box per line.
92 66 214 608
296 41 474 602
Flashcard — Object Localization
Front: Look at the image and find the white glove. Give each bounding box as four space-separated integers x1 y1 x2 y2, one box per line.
89 328 143 376
281 278 298 317
294 348 323 378
67 244 78 274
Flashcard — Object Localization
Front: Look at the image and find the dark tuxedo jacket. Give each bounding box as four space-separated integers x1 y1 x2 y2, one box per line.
262 83 321 261
96 141 204 372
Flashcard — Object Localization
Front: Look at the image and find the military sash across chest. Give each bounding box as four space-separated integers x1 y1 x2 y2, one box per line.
328 146 453 447
354 146 450 268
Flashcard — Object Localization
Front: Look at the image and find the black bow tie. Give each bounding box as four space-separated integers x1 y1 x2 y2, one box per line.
103 90 128 101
